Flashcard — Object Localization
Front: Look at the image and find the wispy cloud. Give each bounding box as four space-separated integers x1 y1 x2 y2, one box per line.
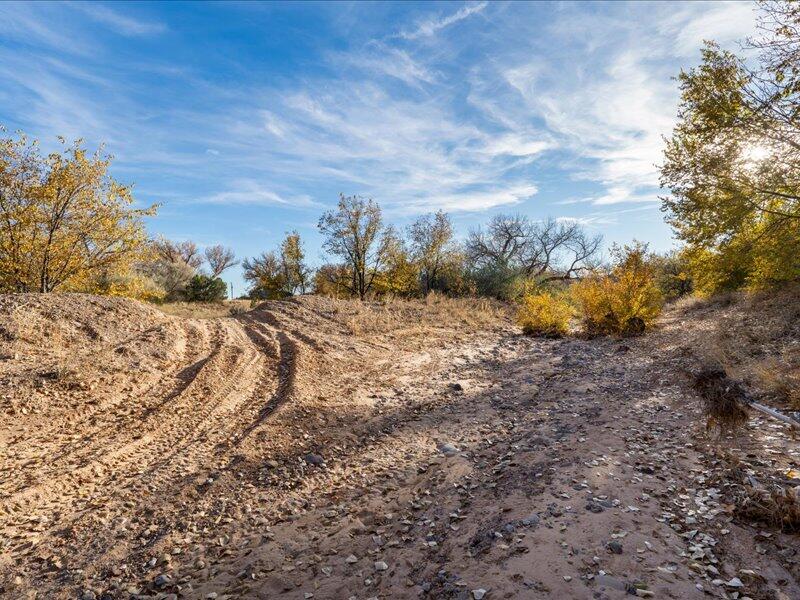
398 1 487 40
69 2 167 37
333 44 436 86
482 1 756 207
201 180 320 208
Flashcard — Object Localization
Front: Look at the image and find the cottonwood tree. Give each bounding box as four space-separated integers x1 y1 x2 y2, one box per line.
243 231 310 298
408 210 454 294
0 131 155 293
466 215 601 283
375 226 420 296
660 0 800 290
280 231 310 294
142 237 203 298
242 251 285 299
204 244 238 277
318 194 390 300
466 214 529 272
313 263 351 298
522 218 602 281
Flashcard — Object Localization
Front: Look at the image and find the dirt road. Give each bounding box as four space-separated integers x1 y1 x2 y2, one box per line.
0 295 797 599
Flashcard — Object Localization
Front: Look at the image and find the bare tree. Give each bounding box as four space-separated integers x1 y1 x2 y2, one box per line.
523 218 602 279
153 238 204 269
466 214 601 280
318 194 390 300
466 214 529 270
204 244 238 278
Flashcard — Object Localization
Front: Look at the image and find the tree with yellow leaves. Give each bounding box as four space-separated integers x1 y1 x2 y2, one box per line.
0 130 156 293
660 1 800 293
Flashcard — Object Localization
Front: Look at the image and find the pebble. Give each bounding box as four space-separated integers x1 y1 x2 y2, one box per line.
596 575 627 591
438 443 459 456
471 589 487 599
375 561 388 571
304 453 324 466
606 541 623 554
522 514 540 526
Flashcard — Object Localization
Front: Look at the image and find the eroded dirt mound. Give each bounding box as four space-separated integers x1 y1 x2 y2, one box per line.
0 293 511 598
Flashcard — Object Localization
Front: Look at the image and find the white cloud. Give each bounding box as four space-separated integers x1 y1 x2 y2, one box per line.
0 0 761 224
399 184 538 214
333 45 436 86
202 180 319 208
489 2 757 206
399 1 487 40
240 81 547 213
70 2 167 37
660 1 757 57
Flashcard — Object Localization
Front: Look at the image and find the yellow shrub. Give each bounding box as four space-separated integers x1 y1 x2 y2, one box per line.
517 292 572 337
571 243 663 335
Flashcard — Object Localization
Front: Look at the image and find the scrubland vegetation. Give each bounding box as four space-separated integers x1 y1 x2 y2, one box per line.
0 2 796 354
2 2 800 598
0 3 796 392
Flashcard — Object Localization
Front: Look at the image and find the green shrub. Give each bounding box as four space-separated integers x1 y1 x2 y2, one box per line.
185 274 227 303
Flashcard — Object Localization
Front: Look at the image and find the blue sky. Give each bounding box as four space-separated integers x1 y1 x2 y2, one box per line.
0 1 758 294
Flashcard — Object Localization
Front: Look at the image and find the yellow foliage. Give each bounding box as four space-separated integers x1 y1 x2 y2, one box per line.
89 270 166 303
571 243 663 335
0 130 156 293
517 292 572 337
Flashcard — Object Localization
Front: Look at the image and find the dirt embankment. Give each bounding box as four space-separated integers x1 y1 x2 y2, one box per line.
0 292 798 600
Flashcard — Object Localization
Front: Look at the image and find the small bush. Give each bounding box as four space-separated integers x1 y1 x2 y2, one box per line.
517 292 572 337
185 275 227 303
571 242 663 335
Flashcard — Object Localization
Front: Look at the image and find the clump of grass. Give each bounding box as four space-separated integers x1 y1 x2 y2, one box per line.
692 366 750 431
717 453 800 534
737 486 800 534
324 293 509 338
156 300 251 319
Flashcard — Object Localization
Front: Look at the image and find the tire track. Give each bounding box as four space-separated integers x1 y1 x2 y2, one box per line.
0 320 210 496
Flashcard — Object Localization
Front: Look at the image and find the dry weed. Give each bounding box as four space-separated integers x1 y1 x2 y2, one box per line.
685 285 800 411
692 367 750 430
325 293 509 338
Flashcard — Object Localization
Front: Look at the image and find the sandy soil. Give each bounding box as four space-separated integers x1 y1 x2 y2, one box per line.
0 293 797 600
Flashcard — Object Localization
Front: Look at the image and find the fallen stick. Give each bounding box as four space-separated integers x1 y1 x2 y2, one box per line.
692 367 800 430
748 400 800 430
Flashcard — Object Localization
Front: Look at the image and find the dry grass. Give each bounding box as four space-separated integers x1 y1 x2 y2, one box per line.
321 293 510 338
155 300 251 319
718 452 800 534
676 285 800 410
